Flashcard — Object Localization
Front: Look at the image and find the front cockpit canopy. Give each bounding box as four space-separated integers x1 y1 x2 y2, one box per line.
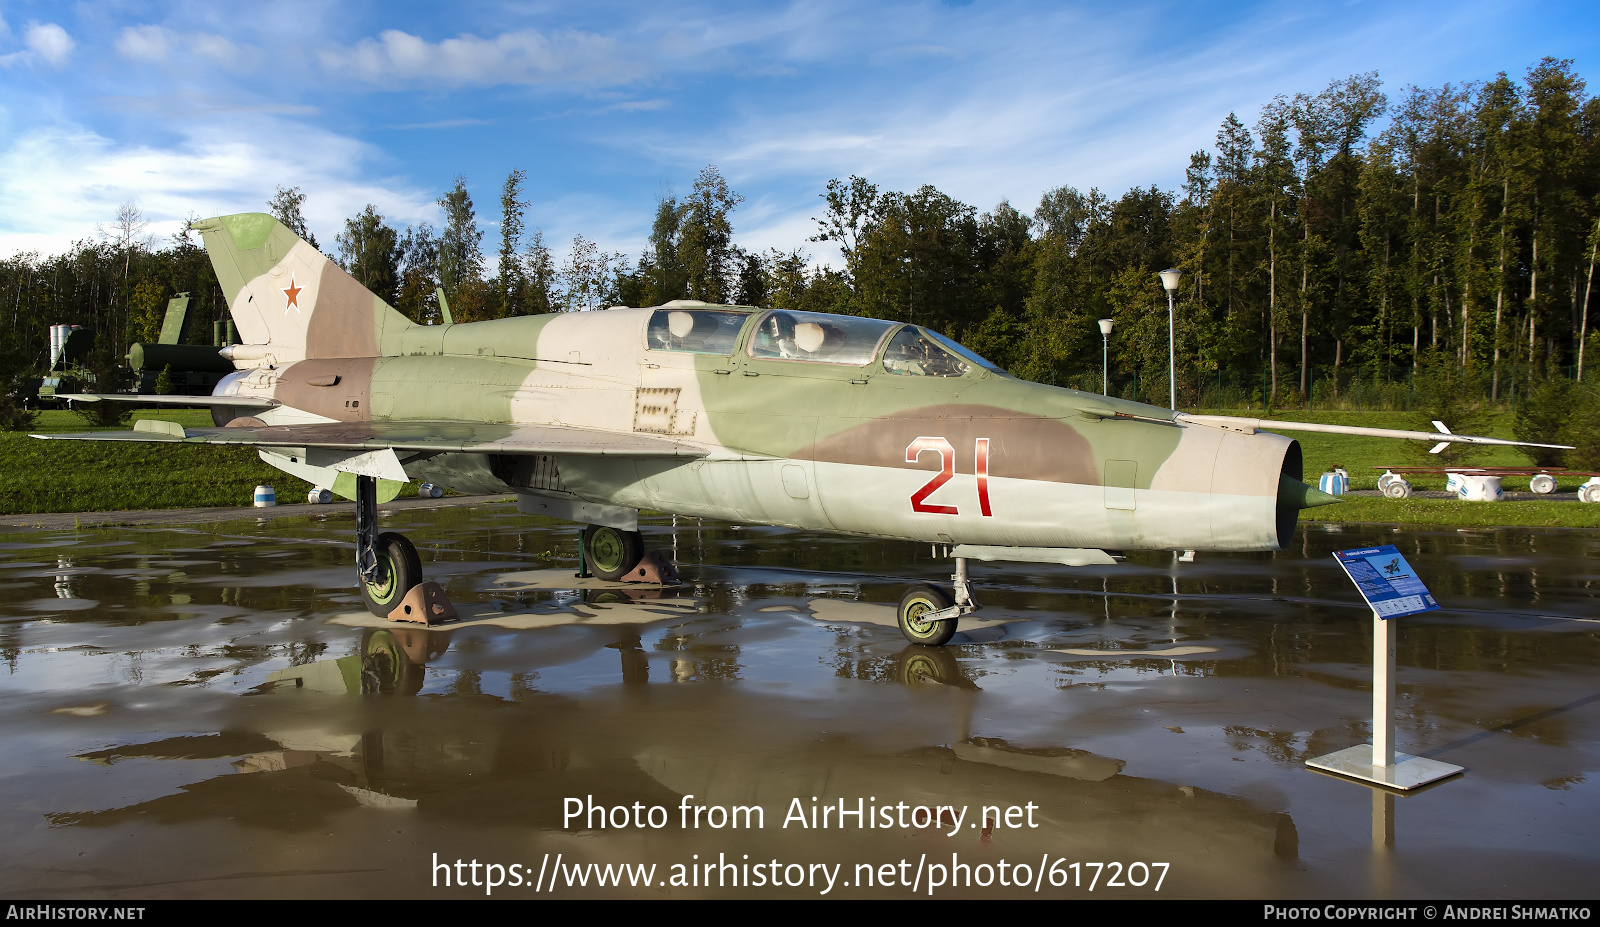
747 310 897 365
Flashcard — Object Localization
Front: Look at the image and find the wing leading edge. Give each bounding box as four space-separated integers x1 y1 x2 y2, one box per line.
31 420 709 458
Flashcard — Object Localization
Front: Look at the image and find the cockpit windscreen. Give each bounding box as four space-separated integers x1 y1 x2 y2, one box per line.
882 327 970 377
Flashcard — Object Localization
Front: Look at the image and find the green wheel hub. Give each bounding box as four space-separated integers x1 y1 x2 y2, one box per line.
365 555 399 605
589 528 628 574
898 583 956 646
582 525 644 581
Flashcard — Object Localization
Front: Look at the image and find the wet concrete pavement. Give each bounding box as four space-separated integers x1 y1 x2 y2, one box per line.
2 501 1597 899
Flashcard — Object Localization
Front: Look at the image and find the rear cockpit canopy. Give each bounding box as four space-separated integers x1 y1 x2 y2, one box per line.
646 307 749 354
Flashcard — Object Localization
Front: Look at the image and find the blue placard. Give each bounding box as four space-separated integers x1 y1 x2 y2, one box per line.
1333 545 1440 619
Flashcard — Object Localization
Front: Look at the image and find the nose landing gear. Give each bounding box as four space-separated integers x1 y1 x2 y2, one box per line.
360 531 422 615
897 556 980 647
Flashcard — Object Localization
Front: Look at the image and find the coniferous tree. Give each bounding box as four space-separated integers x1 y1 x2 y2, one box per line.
396 223 439 323
678 165 743 304
437 176 484 309
335 205 401 306
499 169 529 316
641 195 688 306
522 229 556 314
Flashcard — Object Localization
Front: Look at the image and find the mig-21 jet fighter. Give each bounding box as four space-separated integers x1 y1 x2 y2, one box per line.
41 214 1567 645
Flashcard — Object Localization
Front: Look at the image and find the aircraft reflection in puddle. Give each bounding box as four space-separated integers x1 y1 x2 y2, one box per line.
53 631 1297 895
260 627 449 697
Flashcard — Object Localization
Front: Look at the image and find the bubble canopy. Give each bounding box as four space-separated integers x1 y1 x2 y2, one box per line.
645 306 1003 374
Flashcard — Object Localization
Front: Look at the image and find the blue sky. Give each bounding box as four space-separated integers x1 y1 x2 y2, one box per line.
0 0 1595 268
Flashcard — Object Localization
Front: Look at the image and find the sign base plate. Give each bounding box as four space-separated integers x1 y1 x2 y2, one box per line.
1306 745 1463 790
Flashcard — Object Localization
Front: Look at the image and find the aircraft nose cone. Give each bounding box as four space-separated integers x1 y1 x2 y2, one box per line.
1278 474 1342 510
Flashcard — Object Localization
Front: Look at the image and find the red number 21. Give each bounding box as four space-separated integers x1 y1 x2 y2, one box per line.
906 437 992 517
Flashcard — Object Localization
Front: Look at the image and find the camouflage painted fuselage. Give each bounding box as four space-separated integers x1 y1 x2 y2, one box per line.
196 213 1300 552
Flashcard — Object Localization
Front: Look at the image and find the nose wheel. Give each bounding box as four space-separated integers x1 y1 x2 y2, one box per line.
898 584 957 646
896 556 981 647
360 532 422 615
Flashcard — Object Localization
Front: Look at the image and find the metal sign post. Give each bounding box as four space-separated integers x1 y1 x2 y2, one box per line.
1306 545 1464 790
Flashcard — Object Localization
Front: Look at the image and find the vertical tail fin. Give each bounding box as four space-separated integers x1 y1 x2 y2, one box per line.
190 213 413 361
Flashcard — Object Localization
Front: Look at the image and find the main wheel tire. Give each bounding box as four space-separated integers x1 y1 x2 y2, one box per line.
584 525 645 581
898 583 957 647
360 532 423 617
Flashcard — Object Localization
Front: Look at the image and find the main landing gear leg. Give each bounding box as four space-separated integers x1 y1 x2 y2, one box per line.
580 524 680 585
356 474 456 623
897 556 982 647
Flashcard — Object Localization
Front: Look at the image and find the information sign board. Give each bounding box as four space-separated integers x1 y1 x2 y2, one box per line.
1333 545 1440 619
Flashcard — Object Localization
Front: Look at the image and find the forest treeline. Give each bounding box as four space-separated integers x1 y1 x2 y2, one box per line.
3 58 1597 412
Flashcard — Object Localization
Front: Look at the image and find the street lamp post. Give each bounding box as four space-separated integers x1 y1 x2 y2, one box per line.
1098 318 1114 396
1158 269 1182 410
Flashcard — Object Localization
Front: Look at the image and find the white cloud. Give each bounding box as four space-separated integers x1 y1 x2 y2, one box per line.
0 119 438 257
99 93 320 118
25 22 72 66
115 24 170 61
1 21 74 68
116 24 258 71
322 28 645 88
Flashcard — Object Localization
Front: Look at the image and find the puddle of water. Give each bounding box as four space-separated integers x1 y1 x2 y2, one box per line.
0 511 1596 898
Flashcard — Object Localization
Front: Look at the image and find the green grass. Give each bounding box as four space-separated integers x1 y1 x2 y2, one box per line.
1299 494 1599 528
1 409 313 515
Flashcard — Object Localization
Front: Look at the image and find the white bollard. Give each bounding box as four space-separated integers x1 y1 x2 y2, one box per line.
253 485 276 507
1529 473 1557 494
419 482 444 498
307 487 333 504
1448 473 1503 501
1579 478 1600 504
1382 477 1413 499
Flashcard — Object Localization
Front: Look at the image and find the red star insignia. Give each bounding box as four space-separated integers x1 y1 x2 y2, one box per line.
282 276 303 312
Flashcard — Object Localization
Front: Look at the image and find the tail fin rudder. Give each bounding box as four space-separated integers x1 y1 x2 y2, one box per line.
191 213 413 361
